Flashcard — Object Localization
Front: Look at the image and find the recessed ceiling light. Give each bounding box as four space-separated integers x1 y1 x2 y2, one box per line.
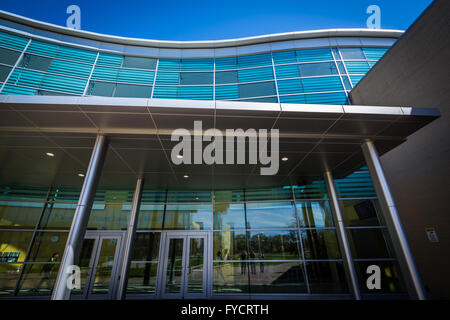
183 174 189 178
177 154 183 159
46 152 55 157
281 157 289 161
78 173 85 177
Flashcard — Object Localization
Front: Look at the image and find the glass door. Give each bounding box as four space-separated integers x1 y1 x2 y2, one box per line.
71 231 123 300
160 232 208 299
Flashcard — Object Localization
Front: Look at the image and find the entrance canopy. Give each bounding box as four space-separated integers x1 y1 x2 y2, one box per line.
0 95 439 190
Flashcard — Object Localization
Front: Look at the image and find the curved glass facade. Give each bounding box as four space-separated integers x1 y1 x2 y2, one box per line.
0 29 389 104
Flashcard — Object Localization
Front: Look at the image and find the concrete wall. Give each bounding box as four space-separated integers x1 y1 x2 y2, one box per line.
350 0 450 299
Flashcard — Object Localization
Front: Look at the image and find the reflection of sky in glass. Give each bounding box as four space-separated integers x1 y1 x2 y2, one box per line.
246 202 296 229
297 201 331 228
165 204 213 230
214 204 245 229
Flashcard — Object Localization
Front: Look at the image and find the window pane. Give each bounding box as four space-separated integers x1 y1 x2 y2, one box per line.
87 205 130 230
87 80 114 96
346 228 394 259
297 201 334 227
340 48 365 60
0 264 21 296
214 203 245 229
354 260 406 294
0 65 10 82
0 202 44 229
306 261 348 293
114 84 152 98
131 232 160 261
126 262 158 294
18 54 52 72
301 229 341 259
179 72 213 85
248 230 301 260
122 56 157 70
18 263 61 296
0 47 21 65
27 232 68 262
213 262 249 293
340 199 384 226
239 81 276 99
215 70 238 84
213 231 247 260
246 201 297 229
137 204 164 230
249 262 307 293
0 231 33 262
299 62 338 77
164 204 212 230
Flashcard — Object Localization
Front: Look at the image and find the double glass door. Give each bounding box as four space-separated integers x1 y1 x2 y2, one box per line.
71 231 123 300
160 232 208 299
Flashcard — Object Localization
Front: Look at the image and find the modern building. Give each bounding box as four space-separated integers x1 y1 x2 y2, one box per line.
0 3 443 300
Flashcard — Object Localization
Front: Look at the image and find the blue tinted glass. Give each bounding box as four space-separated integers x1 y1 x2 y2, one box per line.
215 70 238 84
340 48 365 60
239 81 276 98
299 62 338 77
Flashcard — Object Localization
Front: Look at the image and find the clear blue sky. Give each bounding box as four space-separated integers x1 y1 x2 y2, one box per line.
0 0 433 41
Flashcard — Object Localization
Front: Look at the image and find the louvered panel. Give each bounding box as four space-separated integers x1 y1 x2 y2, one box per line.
238 66 273 83
40 74 87 94
215 84 238 100
96 52 122 67
55 46 97 64
296 48 333 62
158 58 180 71
0 31 28 51
7 68 44 87
277 78 303 95
1 84 36 95
48 59 93 78
215 57 237 70
180 58 213 71
335 167 376 198
152 86 178 99
91 66 119 81
238 53 272 68
302 76 343 93
306 92 347 105
27 40 59 57
350 75 365 86
178 86 213 100
272 50 297 65
155 71 179 85
274 64 300 79
117 68 155 84
362 47 388 60
245 187 293 201
279 94 307 104
343 61 371 74
294 181 328 200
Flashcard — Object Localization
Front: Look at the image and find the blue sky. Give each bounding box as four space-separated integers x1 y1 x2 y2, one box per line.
0 0 433 41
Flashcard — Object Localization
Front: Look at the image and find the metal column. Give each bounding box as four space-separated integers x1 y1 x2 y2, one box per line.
116 177 144 300
51 134 109 300
361 140 426 300
324 171 361 300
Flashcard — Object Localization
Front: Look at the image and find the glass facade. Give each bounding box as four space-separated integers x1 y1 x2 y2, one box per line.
0 30 388 104
0 168 406 298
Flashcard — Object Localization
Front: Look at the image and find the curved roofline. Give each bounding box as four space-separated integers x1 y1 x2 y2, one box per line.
0 10 404 49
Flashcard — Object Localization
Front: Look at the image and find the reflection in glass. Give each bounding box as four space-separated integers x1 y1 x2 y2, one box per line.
18 263 61 296
137 204 164 230
297 201 334 227
246 201 297 229
213 231 247 260
71 238 95 295
0 202 44 229
340 199 384 226
87 205 130 230
354 260 406 293
214 203 245 230
127 262 158 294
0 264 21 296
165 238 184 293
91 238 118 294
306 261 348 293
131 232 160 261
27 232 68 263
213 262 249 293
346 228 393 259
248 230 301 260
164 204 212 230
249 262 307 293
187 238 204 293
0 231 33 262
301 229 341 260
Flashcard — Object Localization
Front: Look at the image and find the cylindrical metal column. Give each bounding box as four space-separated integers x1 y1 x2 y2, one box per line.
361 140 426 300
324 171 361 300
116 177 144 300
51 134 109 300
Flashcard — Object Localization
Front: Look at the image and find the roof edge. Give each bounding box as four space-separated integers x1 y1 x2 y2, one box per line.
0 10 404 49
